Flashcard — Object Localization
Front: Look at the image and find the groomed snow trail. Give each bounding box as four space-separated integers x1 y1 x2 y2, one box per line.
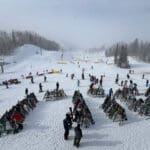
0 46 150 150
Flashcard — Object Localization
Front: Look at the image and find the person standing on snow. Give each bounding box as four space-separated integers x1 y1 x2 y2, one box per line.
5 80 9 89
121 80 124 86
25 88 28 96
39 83 43 92
31 76 34 84
77 79 80 87
109 88 113 98
99 75 103 87
142 74 145 79
81 73 84 80
44 76 47 82
73 124 83 147
63 114 71 140
56 81 59 91
146 80 149 87
127 74 130 79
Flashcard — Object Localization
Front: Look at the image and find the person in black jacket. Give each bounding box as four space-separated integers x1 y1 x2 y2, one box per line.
39 83 43 92
25 88 28 96
56 82 59 91
73 124 83 147
63 114 70 140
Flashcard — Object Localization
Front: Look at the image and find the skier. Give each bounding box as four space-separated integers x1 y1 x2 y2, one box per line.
73 124 83 147
56 82 59 91
25 88 28 96
39 83 43 92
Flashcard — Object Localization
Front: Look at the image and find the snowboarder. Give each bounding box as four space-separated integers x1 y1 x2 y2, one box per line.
39 83 43 92
25 88 28 96
73 124 83 147
56 82 59 91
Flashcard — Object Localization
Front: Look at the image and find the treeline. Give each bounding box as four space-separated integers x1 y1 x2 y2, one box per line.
0 30 60 55
105 38 150 63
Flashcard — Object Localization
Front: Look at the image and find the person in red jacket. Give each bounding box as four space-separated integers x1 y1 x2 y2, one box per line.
11 112 24 132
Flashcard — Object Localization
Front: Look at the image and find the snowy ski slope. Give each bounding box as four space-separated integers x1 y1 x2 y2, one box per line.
0 45 150 150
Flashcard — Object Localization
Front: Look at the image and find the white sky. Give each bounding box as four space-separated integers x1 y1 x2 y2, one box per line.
0 0 150 49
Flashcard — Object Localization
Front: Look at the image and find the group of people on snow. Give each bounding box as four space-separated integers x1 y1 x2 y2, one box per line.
0 93 38 136
63 90 95 147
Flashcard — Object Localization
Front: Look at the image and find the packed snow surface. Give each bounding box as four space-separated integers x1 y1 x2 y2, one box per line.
0 45 150 150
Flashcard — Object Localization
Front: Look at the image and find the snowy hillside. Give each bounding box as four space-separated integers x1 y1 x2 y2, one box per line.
0 45 150 150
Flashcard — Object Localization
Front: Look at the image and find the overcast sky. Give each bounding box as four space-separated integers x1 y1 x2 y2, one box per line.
0 0 150 49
